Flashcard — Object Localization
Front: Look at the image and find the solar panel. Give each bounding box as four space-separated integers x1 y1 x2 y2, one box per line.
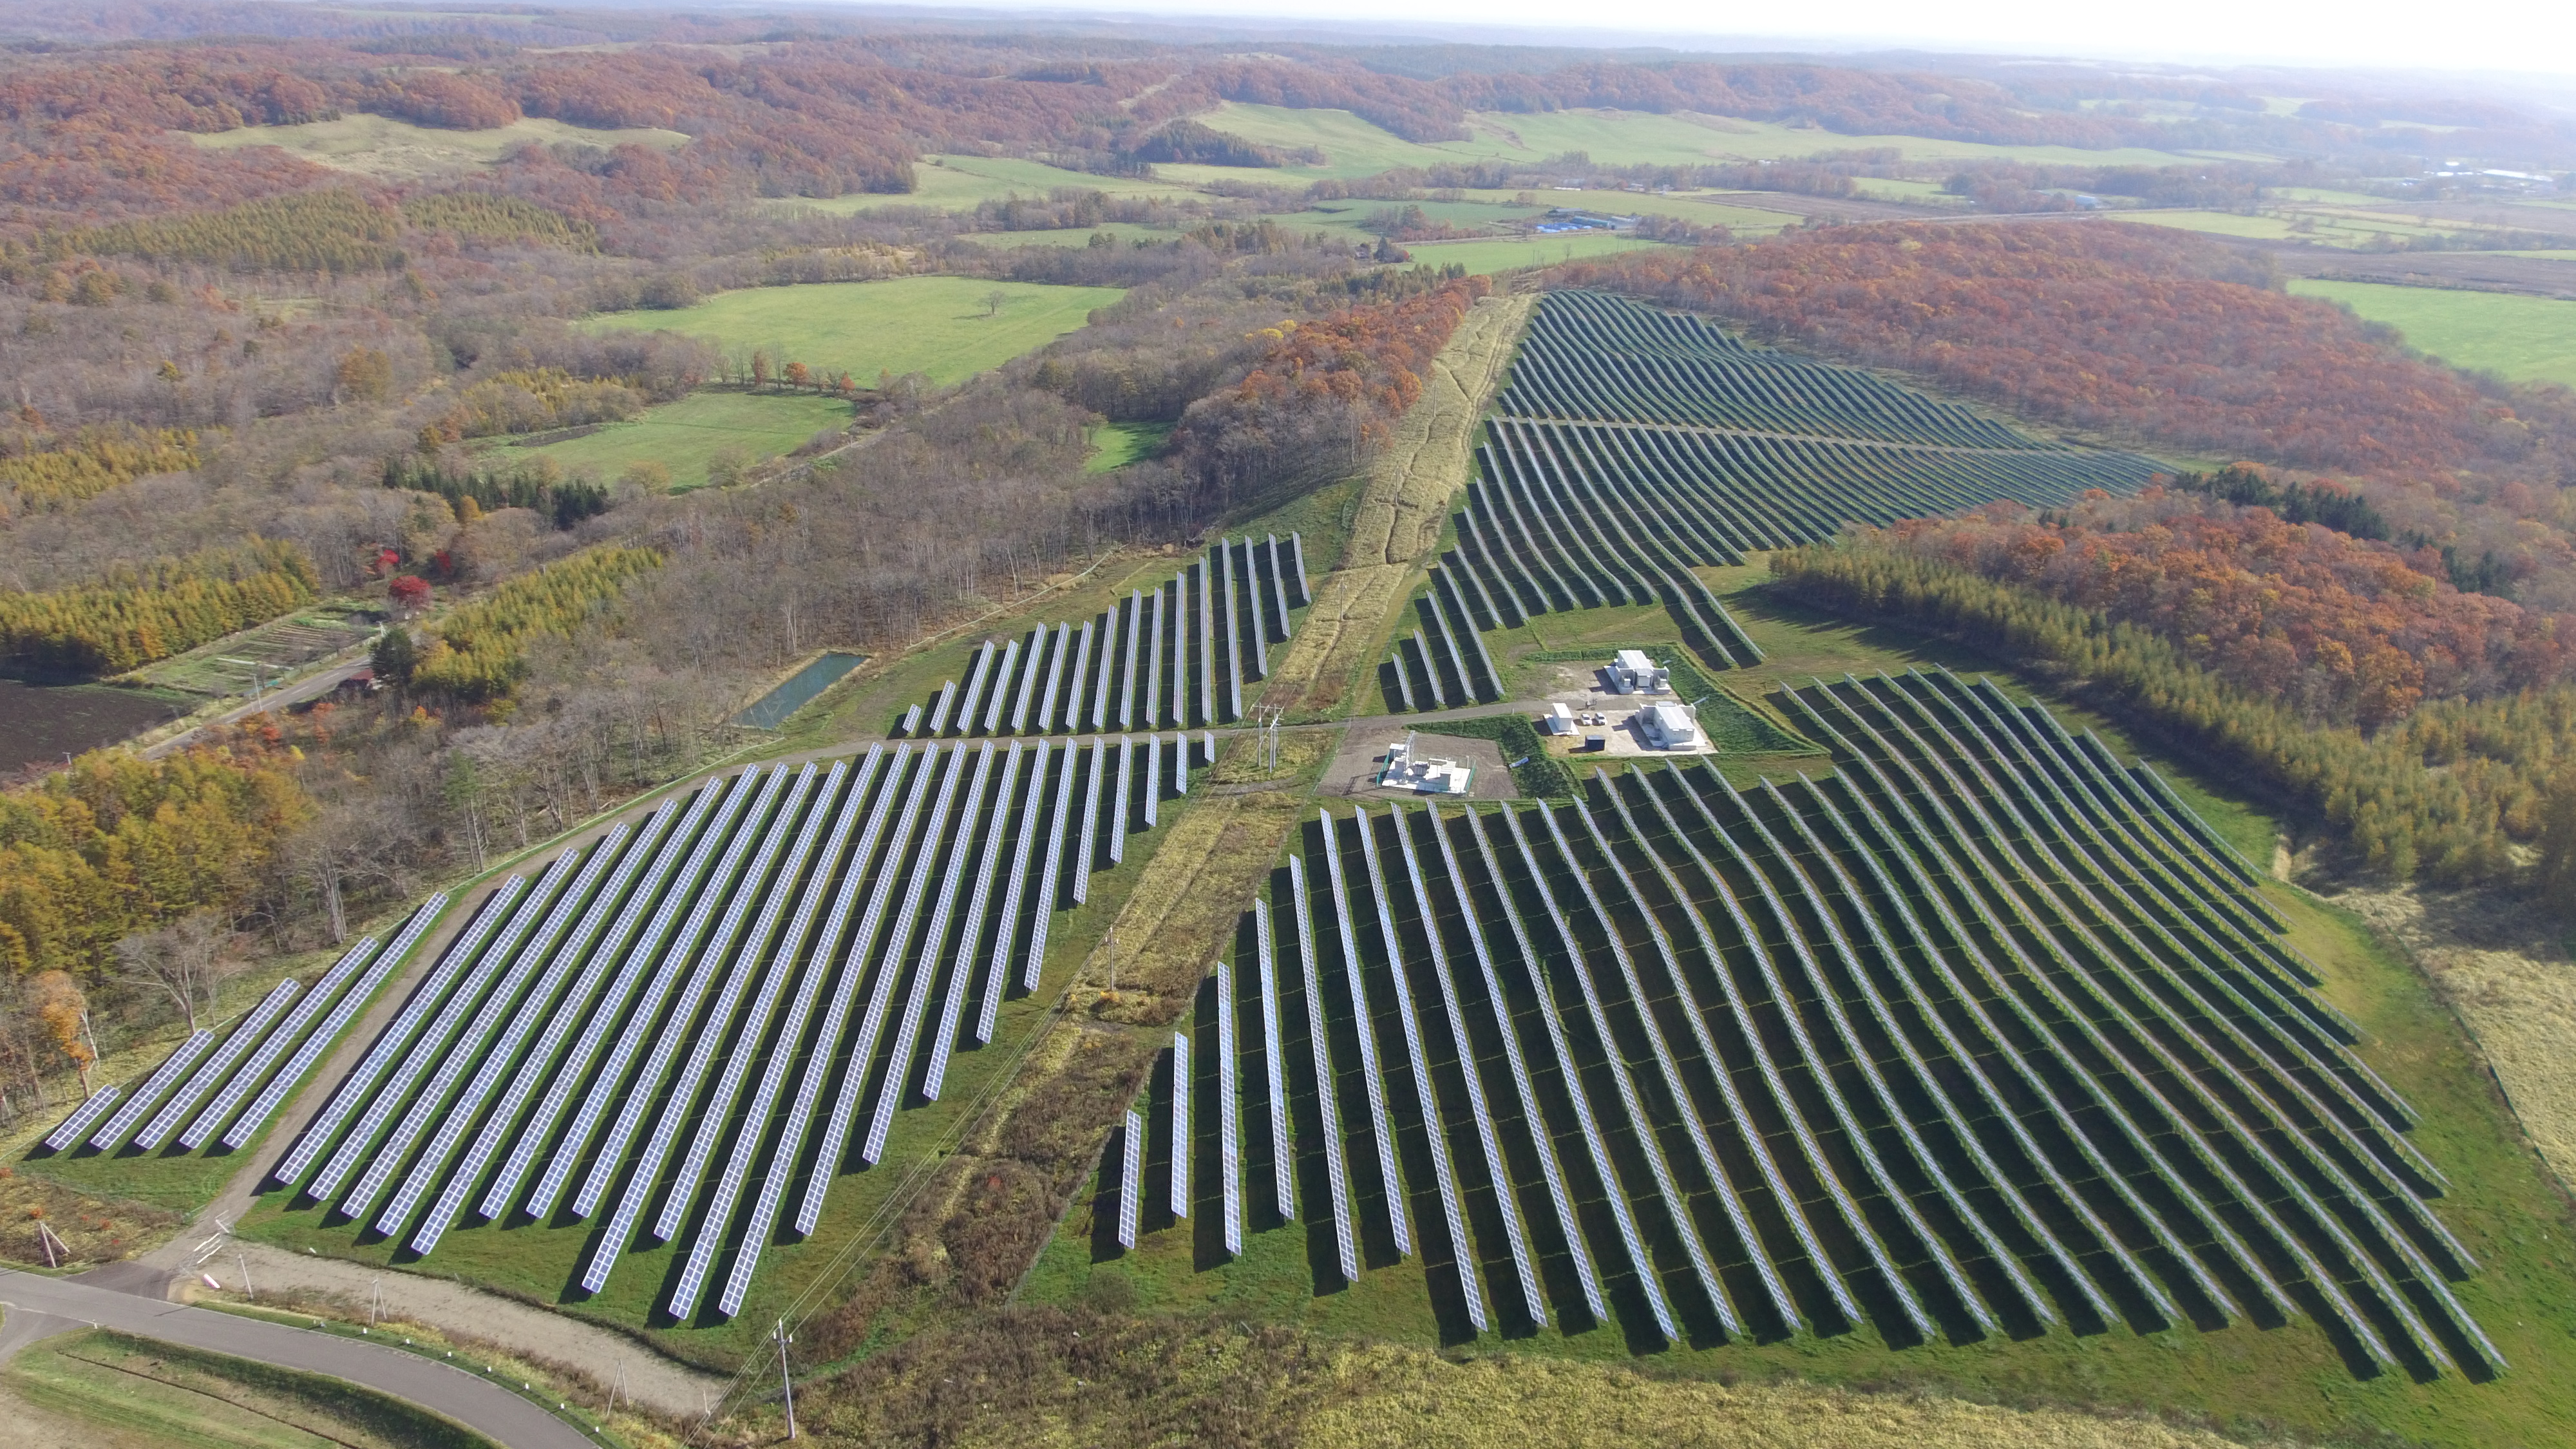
1217 961 1240 1255
178 934 384 1150
1317 811 1408 1258
1117 591 1142 728
1220 541 1243 718
795 742 946 1235
521 775 751 1218
1255 899 1293 1222
304 856 567 1196
858 744 980 1166
1399 806 1542 1327
1265 535 1292 645
898 703 923 737
1089 607 1118 734
650 761 853 1312
235 895 446 1157
333 842 596 1216
1023 741 1075 990
1110 735 1132 864
1143 587 1164 729
560 767 786 1218
1016 624 1054 735
1142 732 1159 829
469 793 698 1222
1197 556 1214 727
81 1030 213 1152
924 744 1009 1099
1356 808 1486 1332
713 746 905 1314
1052 620 1089 734
582 764 819 1291
1117 1108 1142 1249
1289 531 1310 605
1168 1031 1190 1219
136 979 299 1151
44 1082 122 1153
967 743 1034 1048
980 638 1021 735
1289 857 1356 1281
951 641 997 737
1075 739 1106 903
406 802 686 1253
271 887 493 1181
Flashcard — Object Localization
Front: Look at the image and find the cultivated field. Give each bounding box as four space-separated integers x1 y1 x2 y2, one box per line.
582 277 1125 387
491 390 854 489
2287 279 2576 388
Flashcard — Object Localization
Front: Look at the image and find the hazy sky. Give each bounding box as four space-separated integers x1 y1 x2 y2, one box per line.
995 0 2576 81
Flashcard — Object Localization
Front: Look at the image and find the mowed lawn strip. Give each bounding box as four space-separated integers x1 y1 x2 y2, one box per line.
582 277 1125 388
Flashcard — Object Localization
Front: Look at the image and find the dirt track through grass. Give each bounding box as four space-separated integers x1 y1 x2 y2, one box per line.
1267 292 1533 717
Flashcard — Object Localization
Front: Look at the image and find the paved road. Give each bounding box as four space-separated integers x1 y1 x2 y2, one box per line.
0 1269 592 1449
140 658 368 760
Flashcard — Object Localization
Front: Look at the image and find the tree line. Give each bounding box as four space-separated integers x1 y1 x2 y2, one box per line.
0 537 319 677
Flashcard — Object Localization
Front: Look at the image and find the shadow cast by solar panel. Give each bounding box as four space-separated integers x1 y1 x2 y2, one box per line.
1088 1124 1128 1264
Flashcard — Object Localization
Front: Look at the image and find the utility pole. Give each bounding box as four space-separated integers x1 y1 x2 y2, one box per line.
775 1318 797 1439
236 1250 253 1300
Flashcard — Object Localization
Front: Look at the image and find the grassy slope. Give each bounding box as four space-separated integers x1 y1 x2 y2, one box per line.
1083 421 1171 473
2287 280 2576 389
779 155 1204 214
488 391 853 489
581 277 1125 388
1025 560 2576 1449
1 1328 500 1449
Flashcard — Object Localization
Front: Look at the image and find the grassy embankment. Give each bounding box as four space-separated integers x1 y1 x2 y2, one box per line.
0 1327 500 1449
1023 559 2576 1449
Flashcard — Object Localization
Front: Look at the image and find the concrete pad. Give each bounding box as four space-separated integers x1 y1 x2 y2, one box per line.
1322 730 1520 800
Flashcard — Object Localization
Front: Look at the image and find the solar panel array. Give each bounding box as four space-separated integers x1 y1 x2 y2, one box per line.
1384 290 2161 708
905 536 1310 737
1103 676 2492 1378
256 734 1188 1321
40 893 451 1165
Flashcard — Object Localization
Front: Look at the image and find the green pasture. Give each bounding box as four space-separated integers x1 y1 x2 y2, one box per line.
957 222 1179 249
1085 421 1172 473
777 155 1204 214
189 113 687 182
582 276 1126 388
2288 279 2576 388
1398 234 1682 275
485 391 853 490
1027 565 2576 1449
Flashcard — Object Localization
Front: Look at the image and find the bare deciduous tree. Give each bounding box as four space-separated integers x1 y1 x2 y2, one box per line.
111 913 241 1033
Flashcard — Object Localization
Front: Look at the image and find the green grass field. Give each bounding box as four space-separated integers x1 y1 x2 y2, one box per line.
775 155 1205 214
188 114 687 182
2289 279 2576 388
1404 234 1681 274
582 276 1125 388
1085 421 1171 472
484 391 853 490
1023 562 2576 1449
956 222 1179 249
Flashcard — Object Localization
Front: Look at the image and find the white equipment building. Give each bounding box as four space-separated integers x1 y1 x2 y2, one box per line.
1609 650 1669 694
1379 733 1473 794
1637 701 1701 750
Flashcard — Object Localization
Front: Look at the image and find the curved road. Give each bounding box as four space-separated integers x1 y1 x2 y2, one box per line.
0 1268 591 1449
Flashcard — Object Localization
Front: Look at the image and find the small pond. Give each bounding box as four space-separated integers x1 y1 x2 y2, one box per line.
735 652 866 730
